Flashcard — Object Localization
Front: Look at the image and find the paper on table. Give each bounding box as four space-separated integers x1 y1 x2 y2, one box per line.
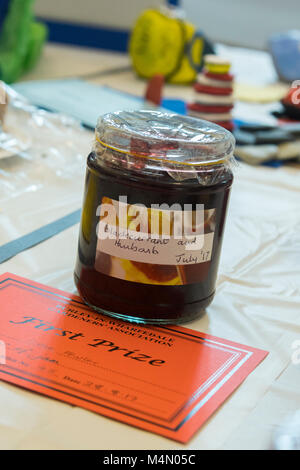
13 79 145 129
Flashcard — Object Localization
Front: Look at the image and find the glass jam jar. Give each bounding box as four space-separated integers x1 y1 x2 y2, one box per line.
74 110 235 324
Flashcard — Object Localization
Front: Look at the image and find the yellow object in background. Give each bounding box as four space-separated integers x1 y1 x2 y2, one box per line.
129 8 213 84
204 55 231 75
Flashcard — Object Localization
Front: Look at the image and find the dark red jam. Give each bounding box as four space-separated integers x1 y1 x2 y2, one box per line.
74 111 235 324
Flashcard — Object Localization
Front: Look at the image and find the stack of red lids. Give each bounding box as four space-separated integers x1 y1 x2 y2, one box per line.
187 55 234 131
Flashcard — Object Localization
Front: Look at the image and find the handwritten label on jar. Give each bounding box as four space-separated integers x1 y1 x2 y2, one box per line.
95 197 216 285
98 226 214 265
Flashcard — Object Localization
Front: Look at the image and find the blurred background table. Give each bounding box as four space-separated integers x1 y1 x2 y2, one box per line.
0 41 299 451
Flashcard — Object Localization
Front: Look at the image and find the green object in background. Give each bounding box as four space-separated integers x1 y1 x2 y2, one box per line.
0 0 48 83
24 21 48 72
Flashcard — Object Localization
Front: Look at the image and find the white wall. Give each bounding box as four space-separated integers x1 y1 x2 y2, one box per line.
184 0 300 50
35 0 299 49
35 0 162 30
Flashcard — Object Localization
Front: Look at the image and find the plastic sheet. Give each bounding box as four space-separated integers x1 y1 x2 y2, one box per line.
0 85 299 449
0 84 91 204
95 109 236 185
0 84 92 291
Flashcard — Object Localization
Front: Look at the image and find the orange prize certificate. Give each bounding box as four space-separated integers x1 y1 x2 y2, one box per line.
0 273 268 443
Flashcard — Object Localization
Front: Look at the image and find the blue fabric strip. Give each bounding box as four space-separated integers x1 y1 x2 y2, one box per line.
0 209 81 264
37 17 129 52
167 0 181 6
0 0 10 32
